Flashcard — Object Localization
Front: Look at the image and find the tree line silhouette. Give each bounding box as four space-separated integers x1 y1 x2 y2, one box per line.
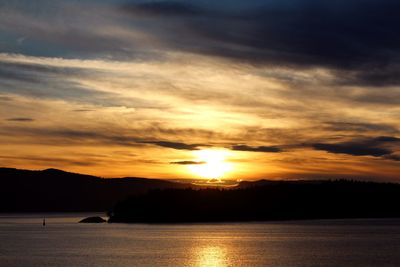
109 180 400 223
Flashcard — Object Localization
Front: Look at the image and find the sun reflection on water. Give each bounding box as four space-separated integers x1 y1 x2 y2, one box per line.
195 246 228 267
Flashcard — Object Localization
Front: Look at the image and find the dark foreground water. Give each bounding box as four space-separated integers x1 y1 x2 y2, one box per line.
0 214 400 267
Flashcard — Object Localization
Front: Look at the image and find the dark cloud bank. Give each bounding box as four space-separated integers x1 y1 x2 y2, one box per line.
2 1 400 86
312 136 400 161
121 0 400 85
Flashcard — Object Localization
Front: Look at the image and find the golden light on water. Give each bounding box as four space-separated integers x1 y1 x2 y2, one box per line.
188 149 233 179
195 246 228 267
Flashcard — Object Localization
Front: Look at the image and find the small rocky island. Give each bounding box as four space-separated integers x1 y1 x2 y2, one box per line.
79 216 107 223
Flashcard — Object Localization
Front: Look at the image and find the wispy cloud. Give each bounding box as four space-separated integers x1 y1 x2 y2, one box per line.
6 117 34 122
170 161 206 165
231 145 282 153
143 141 203 150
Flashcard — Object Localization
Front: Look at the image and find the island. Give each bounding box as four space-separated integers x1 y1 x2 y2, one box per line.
79 216 107 223
108 180 400 223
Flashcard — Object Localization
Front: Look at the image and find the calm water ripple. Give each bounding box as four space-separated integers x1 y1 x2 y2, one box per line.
0 214 400 266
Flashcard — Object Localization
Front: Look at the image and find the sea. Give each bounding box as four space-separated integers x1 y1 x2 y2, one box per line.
0 214 400 266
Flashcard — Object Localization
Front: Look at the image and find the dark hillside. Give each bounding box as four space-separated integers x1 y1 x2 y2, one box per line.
0 168 191 212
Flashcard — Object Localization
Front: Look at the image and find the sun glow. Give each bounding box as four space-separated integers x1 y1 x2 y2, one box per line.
195 246 228 267
188 149 233 179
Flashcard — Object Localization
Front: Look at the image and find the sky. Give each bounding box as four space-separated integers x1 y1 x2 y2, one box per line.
0 0 400 181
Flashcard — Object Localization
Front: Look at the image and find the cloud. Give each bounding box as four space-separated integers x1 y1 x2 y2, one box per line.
72 109 95 112
0 95 12 101
312 143 391 157
231 145 282 153
0 56 166 109
0 0 399 87
1 1 400 179
0 59 107 103
122 1 204 16
0 155 98 167
1 0 400 86
170 160 206 165
384 154 400 161
323 122 399 134
6 117 34 122
0 1 143 59
0 61 87 77
311 136 400 160
373 136 400 143
143 141 202 150
0 125 211 151
336 66 400 87
118 0 400 86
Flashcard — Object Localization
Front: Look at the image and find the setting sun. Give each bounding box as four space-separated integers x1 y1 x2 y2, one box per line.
188 149 233 179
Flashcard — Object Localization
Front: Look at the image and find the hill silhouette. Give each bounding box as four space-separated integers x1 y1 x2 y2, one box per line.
109 180 400 223
3 167 400 222
0 168 191 212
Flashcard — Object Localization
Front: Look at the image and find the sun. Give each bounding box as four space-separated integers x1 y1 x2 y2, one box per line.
188 149 233 179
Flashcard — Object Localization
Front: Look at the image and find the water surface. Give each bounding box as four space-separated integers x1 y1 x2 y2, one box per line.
1 214 400 266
